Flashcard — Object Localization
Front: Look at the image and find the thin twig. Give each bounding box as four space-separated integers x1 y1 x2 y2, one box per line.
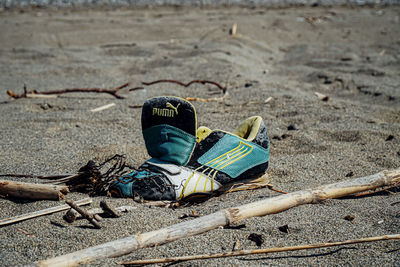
128 105 143 109
7 83 134 99
119 234 400 265
41 173 83 185
128 87 145 92
142 79 226 93
267 185 288 194
16 228 35 237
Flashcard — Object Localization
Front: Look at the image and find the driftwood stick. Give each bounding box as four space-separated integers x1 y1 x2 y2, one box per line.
35 168 400 267
7 83 132 99
100 201 121 218
65 199 101 229
0 180 69 200
64 206 137 223
120 234 400 265
0 198 92 227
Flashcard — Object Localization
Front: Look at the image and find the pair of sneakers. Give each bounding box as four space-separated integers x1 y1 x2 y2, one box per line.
109 96 270 202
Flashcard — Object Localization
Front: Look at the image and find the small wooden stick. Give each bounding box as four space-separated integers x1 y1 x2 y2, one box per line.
0 198 92 227
184 91 228 102
64 206 137 223
91 103 116 113
119 234 400 265
26 94 57 99
267 185 288 194
100 201 121 218
16 228 35 237
65 199 101 229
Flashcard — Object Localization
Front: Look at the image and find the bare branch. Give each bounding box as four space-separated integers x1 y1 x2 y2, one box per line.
142 79 226 94
7 83 133 99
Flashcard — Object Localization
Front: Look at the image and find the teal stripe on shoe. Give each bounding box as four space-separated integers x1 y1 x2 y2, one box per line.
197 134 269 178
143 124 196 166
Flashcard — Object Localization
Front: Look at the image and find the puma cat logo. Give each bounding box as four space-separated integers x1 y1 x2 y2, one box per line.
152 102 181 117
166 102 180 115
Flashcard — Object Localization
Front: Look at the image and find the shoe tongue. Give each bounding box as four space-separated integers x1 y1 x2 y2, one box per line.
142 96 197 166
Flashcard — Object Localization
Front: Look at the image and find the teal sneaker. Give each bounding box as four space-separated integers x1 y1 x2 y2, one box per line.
181 115 269 201
109 96 197 200
109 97 269 201
141 96 197 166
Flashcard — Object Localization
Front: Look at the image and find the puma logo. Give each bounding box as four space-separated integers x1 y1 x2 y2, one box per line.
152 102 181 117
166 102 180 115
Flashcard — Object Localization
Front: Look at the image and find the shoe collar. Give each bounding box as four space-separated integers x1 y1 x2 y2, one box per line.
196 116 263 143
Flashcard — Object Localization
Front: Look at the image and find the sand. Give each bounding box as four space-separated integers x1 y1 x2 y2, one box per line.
0 5 399 266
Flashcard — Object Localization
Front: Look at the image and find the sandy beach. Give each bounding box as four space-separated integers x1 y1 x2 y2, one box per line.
0 4 399 266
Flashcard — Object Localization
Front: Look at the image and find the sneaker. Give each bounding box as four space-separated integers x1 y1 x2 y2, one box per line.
141 96 197 166
109 97 269 201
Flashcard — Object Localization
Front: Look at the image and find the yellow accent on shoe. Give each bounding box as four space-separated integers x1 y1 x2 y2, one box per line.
166 102 181 115
232 116 262 141
179 172 195 199
196 126 212 143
